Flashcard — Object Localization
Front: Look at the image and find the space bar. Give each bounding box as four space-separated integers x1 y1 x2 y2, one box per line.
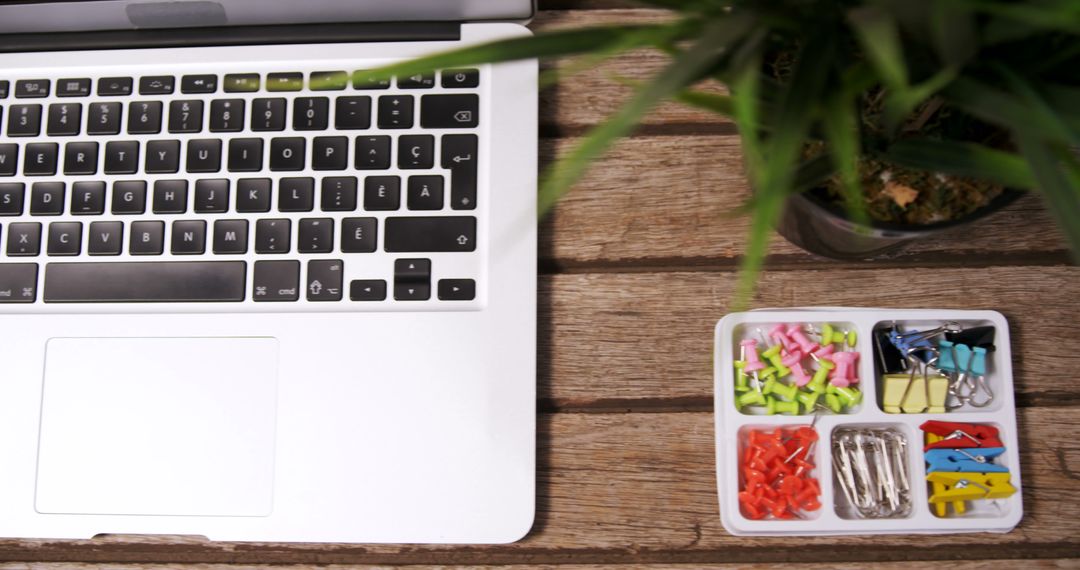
44 262 247 303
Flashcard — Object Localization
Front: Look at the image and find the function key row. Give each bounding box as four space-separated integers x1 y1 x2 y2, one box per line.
0 69 479 100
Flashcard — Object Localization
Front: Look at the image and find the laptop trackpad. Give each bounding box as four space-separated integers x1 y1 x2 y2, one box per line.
35 337 278 517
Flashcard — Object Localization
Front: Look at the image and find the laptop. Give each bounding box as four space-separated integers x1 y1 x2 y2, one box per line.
0 0 537 544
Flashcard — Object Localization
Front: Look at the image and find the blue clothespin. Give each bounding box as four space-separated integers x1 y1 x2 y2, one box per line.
925 447 1009 473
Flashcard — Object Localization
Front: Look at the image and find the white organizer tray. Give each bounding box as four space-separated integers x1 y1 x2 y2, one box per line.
713 308 1023 536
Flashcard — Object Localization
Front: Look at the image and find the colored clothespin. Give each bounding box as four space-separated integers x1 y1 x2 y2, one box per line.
921 421 1003 450
925 432 965 516
927 472 1016 502
925 447 1008 473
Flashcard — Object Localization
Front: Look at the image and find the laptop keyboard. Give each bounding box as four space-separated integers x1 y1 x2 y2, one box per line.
0 67 484 308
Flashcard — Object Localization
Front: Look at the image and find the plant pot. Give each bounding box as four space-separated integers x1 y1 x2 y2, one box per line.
776 189 1024 260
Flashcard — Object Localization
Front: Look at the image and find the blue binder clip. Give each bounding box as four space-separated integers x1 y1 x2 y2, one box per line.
925 447 1009 473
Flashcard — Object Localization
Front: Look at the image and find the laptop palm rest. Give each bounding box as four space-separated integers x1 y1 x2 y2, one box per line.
35 337 279 517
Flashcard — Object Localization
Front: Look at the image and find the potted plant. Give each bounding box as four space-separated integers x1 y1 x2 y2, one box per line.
356 0 1080 307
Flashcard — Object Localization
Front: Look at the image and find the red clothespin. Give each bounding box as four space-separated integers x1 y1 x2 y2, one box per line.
920 420 1003 450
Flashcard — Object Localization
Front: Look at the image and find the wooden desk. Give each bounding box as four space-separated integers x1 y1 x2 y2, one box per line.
3 3 1079 568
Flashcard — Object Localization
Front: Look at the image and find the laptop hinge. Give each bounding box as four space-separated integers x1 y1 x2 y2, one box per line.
0 22 461 53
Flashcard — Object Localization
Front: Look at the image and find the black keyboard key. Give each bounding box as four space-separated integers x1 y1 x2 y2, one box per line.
313 136 348 170
0 80 9 99
194 179 229 213
153 180 188 214
112 181 147 214
168 100 204 133
407 175 444 210
399 135 434 169
209 99 245 132
340 217 377 253
321 176 357 211
438 278 476 301
98 77 133 96
0 144 17 176
8 105 42 137
6 222 41 256
395 258 430 281
0 263 38 302
251 98 286 131
363 176 400 210
298 218 333 253
227 138 263 172
145 140 181 174
442 134 478 210
129 220 164 254
355 136 390 170
378 95 413 129
270 137 306 171
213 219 248 254
71 181 106 215
421 94 479 128
311 71 348 91
127 101 163 134
352 71 391 90
267 72 303 92
64 142 99 175
252 260 298 301
398 73 435 89
224 73 260 93
30 182 65 215
395 281 430 301
15 79 49 98
0 183 25 215
104 141 139 174
181 74 218 94
385 216 476 252
442 69 479 88
350 279 386 301
307 259 344 301
171 220 207 254
294 97 329 130
187 139 222 173
44 261 246 302
278 177 314 212
255 219 290 254
24 143 59 176
139 75 174 95
57 78 91 97
88 221 123 255
237 178 272 212
336 96 371 130
47 103 82 136
47 221 81 256
87 102 122 135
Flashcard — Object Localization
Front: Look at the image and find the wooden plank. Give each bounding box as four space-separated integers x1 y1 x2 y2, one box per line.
7 562 1076 570
540 266 1080 406
0 408 1075 565
539 136 1068 268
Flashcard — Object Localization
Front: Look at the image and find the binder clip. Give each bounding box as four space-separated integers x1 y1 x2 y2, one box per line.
925 447 1009 473
921 420 1003 450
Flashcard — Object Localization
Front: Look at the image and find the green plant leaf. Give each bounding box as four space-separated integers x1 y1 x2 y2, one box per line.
943 77 1080 147
977 1 1080 35
823 94 869 228
849 6 908 88
674 90 735 118
1015 131 1080 262
538 14 753 215
880 139 1037 189
930 1 977 68
351 22 701 84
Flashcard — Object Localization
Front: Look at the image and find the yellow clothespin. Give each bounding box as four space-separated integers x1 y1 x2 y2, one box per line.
927 472 1016 503
926 433 963 516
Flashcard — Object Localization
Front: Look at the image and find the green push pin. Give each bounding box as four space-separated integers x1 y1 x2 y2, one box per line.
737 390 766 409
770 398 799 415
734 361 749 392
797 390 820 410
808 360 834 393
824 392 844 413
762 344 791 378
846 329 857 348
821 323 836 344
830 386 863 408
760 366 778 379
763 378 798 401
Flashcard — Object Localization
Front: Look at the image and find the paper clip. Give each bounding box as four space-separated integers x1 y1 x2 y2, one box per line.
925 447 1009 473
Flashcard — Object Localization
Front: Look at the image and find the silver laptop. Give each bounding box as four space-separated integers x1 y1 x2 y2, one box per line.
0 0 537 544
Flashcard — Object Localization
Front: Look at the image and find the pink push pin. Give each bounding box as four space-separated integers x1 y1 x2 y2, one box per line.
786 325 820 355
769 324 796 352
814 344 836 358
828 352 859 387
782 350 812 387
741 339 765 372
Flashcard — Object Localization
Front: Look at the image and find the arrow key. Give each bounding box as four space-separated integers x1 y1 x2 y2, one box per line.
394 258 430 281
350 279 387 301
438 279 475 301
394 281 430 301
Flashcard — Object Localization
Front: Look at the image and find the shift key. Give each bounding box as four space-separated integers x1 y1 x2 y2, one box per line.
0 263 38 302
384 216 476 252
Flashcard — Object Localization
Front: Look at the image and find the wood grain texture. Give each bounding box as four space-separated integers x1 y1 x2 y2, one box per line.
539 136 1069 268
540 266 1080 406
3 563 1077 570
0 408 1075 565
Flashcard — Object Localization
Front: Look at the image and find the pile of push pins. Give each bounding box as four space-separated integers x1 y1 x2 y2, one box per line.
735 323 862 414
738 426 821 519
